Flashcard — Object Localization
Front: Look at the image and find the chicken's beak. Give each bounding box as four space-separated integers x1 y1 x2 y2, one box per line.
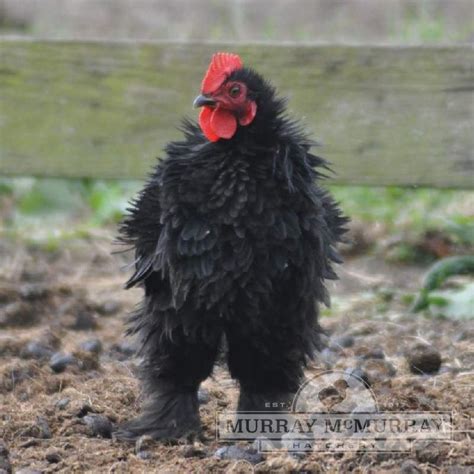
193 94 216 108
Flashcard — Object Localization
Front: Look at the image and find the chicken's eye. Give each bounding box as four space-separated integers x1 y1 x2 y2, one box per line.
229 85 241 98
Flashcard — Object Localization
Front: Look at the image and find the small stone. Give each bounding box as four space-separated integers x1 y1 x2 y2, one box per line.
23 341 54 360
36 417 52 439
330 334 355 350
49 352 76 373
79 338 103 354
400 459 421 474
137 451 152 460
55 398 70 410
135 435 154 454
214 445 263 464
344 367 370 387
96 301 121 316
72 311 98 330
110 341 136 360
360 347 385 360
22 417 51 439
45 451 61 464
15 469 43 474
83 415 113 438
198 388 210 404
406 344 442 375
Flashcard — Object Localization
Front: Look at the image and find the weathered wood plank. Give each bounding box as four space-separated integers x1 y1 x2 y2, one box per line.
0 39 473 187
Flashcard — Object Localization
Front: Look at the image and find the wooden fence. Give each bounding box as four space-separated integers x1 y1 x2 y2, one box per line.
0 39 473 188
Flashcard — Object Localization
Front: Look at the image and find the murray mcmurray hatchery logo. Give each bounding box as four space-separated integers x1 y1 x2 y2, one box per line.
217 370 452 453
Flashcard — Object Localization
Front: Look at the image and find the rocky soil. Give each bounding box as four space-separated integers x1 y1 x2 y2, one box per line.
0 238 472 473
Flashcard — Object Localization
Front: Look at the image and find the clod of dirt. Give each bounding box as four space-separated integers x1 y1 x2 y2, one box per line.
329 334 355 350
109 341 136 360
406 344 442 374
359 347 385 360
214 445 263 464
49 352 76 373
79 338 103 354
45 450 62 464
22 341 54 361
94 300 122 316
198 387 210 404
71 311 99 331
21 417 52 439
73 403 96 418
83 414 113 438
0 302 37 327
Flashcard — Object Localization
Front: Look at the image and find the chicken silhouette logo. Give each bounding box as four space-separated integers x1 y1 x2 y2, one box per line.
317 378 349 411
292 370 378 414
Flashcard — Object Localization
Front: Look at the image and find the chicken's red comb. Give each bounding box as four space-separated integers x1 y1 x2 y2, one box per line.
201 52 243 94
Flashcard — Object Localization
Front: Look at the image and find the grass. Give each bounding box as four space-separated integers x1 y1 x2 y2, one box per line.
1 178 472 259
330 186 473 245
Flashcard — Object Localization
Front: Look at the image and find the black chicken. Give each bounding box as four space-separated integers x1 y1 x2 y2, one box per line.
114 52 347 441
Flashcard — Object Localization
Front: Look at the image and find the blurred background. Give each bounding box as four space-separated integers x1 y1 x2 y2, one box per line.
1 0 472 268
0 1 473 472
1 0 473 43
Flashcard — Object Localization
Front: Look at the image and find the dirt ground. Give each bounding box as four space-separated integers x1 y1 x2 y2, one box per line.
0 236 472 473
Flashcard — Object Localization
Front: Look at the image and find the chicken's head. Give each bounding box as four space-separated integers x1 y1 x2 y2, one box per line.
193 52 257 142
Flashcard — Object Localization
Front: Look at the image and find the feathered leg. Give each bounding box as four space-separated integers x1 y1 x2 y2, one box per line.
114 299 222 442
226 277 321 414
